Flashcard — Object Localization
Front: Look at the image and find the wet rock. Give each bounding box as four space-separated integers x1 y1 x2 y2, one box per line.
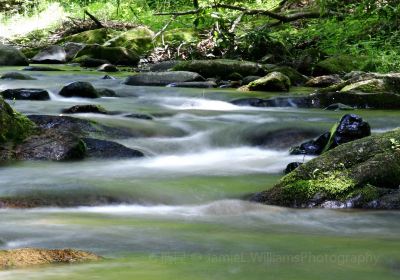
0 72 36 80
59 81 100 98
22 66 63 71
0 248 101 269
324 103 353 111
172 59 263 79
252 128 400 209
231 96 312 108
247 72 291 92
218 80 242 88
167 81 217 88
74 44 140 66
150 60 180 72
97 63 118 72
0 44 29 66
125 113 153 120
31 45 67 64
340 79 388 93
96 87 117 97
244 127 321 150
63 42 85 61
124 71 204 86
83 138 144 158
101 74 116 80
1 88 50 101
231 98 271 107
242 75 261 85
76 56 110 67
284 162 303 174
305 75 343 87
14 130 86 161
62 104 108 114
291 114 370 155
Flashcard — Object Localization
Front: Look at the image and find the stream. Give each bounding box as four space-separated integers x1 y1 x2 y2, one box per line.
0 66 400 279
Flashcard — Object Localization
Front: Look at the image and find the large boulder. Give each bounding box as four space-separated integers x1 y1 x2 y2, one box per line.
1 88 50 101
59 81 100 98
74 44 139 66
63 42 86 61
264 66 308 86
61 28 118 45
62 104 108 114
247 72 291 92
252 129 400 209
291 114 371 155
124 71 204 86
0 72 36 80
0 248 100 269
340 79 388 93
172 59 263 79
305 75 343 87
0 44 29 66
83 138 144 158
103 26 154 55
31 45 67 64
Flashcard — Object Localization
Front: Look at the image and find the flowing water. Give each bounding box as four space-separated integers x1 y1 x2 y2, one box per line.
0 66 400 279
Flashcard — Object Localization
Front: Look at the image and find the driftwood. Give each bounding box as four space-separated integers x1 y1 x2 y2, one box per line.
84 10 104 28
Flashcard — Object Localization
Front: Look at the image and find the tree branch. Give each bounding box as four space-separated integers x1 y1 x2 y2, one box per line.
84 10 104 28
154 4 325 23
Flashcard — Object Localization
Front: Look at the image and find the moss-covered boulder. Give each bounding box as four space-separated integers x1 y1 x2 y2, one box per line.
103 26 154 55
305 75 343 87
265 66 308 86
0 44 29 66
247 72 291 92
161 28 199 44
0 98 36 145
253 129 400 209
314 55 365 75
74 44 139 66
0 248 101 269
172 59 263 79
340 79 388 93
0 72 36 80
61 28 118 45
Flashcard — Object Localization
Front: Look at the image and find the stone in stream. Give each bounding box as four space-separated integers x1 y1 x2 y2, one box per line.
97 63 118 72
74 44 140 66
59 81 100 98
167 81 217 88
31 45 67 64
0 72 36 80
1 88 50 101
264 66 308 86
125 113 153 120
101 74 116 80
63 42 86 61
291 114 371 155
324 103 353 111
305 74 343 87
124 71 204 86
62 104 108 114
22 66 63 71
252 128 400 209
284 162 303 174
83 138 144 158
0 44 29 66
0 248 101 269
246 72 291 92
231 96 312 108
76 56 111 67
242 75 261 85
96 88 117 97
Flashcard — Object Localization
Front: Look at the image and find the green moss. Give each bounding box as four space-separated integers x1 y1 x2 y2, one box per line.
103 27 154 55
162 29 198 44
61 28 119 44
265 66 307 85
340 79 388 93
74 45 139 66
314 55 366 75
248 72 291 92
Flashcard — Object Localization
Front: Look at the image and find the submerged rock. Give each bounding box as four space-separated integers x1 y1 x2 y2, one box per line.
22 66 63 71
252 129 400 209
0 248 101 269
96 88 117 97
83 138 144 158
0 72 36 80
31 45 67 64
62 104 108 114
167 81 217 88
124 113 153 120
247 72 291 92
172 59 263 79
324 103 353 111
0 44 29 66
97 63 118 72
124 71 204 86
1 88 50 101
291 114 371 155
59 81 100 98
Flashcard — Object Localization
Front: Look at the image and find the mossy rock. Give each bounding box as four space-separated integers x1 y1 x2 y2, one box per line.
173 59 263 79
0 97 36 144
0 44 29 66
103 26 154 55
254 129 400 208
161 28 199 44
74 44 139 66
265 66 308 86
61 28 119 45
340 79 389 93
247 72 291 92
314 55 366 75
